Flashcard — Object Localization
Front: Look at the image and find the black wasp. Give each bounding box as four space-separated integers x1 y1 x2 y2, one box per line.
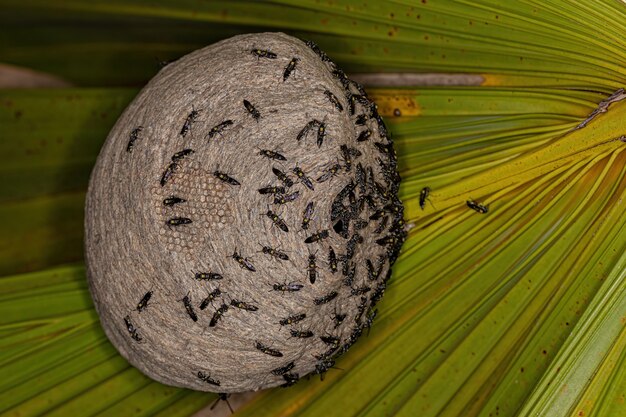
243 99 261 121
301 202 314 230
123 315 142 342
279 312 306 326
324 90 343 112
332 310 346 328
297 119 321 142
259 149 287 161
374 141 396 159
467 199 489 214
231 250 256 272
328 247 338 274
419 187 431 210
163 196 186 206
171 149 194 162
307 253 318 284
265 209 289 232
271 362 295 376
357 129 372 142
199 287 222 310
251 48 277 59
166 217 192 227
274 191 300 205
281 372 300 387
258 185 285 195
197 371 221 386
209 303 229 327
316 163 341 183
313 290 338 305
230 299 258 312
351 285 372 296
320 335 341 349
290 329 314 338
181 293 198 322
180 107 200 138
283 57 300 81
356 163 367 193
272 282 304 293
261 245 289 261
272 167 294 188
255 341 283 357
305 40 331 62
126 126 143 153
293 166 314 190
214 171 240 186
355 114 369 126
194 271 223 281
160 162 178 187
340 144 357 171
207 120 233 140
304 229 329 244
136 290 153 312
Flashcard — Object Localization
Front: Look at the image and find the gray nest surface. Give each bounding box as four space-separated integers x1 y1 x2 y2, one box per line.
85 32 405 393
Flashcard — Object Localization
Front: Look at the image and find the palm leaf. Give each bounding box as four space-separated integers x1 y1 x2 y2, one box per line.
1 1 625 416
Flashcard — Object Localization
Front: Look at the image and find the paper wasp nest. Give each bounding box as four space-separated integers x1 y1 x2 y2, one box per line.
85 32 405 393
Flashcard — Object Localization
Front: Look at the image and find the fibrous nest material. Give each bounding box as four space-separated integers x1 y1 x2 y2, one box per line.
85 32 405 393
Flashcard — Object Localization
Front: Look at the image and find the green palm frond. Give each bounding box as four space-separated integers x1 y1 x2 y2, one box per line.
1 1 625 417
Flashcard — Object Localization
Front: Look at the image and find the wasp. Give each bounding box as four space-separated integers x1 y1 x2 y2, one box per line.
290 329 314 338
356 129 372 142
163 196 186 206
283 57 300 81
374 141 395 159
293 166 314 190
370 282 386 307
304 229 329 244
375 233 399 247
272 282 304 293
419 187 432 210
332 310 346 328
206 120 234 140
126 126 143 153
296 120 321 143
281 372 300 387
316 163 341 183
279 312 306 326
301 202 314 230
214 171 240 186
366 259 381 281
340 144 354 171
324 90 343 112
194 271 223 281
265 209 289 232
231 250 256 272
355 296 368 324
271 362 295 376
180 107 200 138
343 262 356 287
320 335 341 349
355 114 369 126
123 315 143 342
210 393 233 414
136 290 153 312
272 167 294 188
166 217 192 227
243 99 261 121
305 40 331 62
351 285 372 296
374 113 388 139
332 68 350 90
307 253 318 284
251 48 277 59
315 121 327 147
261 245 289 261
255 341 283 357
274 191 300 205
467 199 489 214
199 287 222 310
345 233 363 260
259 149 287 161
230 299 258 312
171 149 194 162
355 163 367 193
160 162 178 187
313 290 338 305
197 371 221 386
328 247 338 274
314 357 336 380
258 185 286 195
363 308 378 332
209 303 229 327
179 293 198 322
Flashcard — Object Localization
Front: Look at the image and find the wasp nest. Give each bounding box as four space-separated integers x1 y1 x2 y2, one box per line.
85 32 405 393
